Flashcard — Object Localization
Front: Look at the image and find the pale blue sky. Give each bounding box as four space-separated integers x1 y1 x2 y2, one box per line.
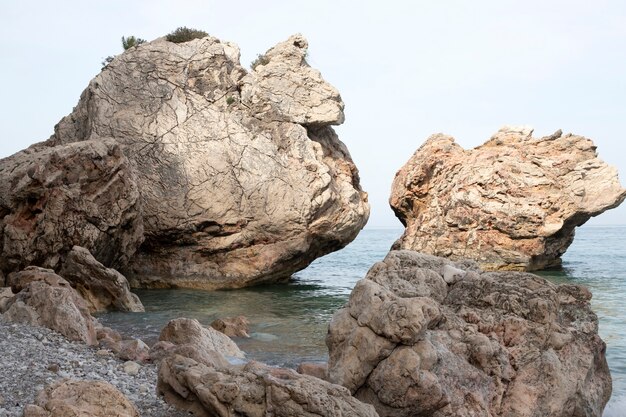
1 0 625 227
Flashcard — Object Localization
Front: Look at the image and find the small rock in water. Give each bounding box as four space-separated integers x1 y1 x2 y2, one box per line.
123 361 140 376
46 363 59 373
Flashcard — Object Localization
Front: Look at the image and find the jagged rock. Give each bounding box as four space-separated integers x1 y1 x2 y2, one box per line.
390 126 626 271
158 355 379 417
23 379 139 417
59 246 144 313
159 317 245 359
0 140 143 275
210 315 250 337
36 33 368 289
326 250 611 417
2 268 98 345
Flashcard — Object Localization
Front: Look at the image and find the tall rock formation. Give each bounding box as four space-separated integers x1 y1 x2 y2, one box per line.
326 250 611 417
0 33 368 289
390 126 626 271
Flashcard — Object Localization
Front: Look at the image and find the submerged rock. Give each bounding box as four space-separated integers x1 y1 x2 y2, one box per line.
23 33 368 289
59 246 144 313
158 355 379 417
326 250 611 417
210 315 250 337
23 379 139 417
390 126 626 271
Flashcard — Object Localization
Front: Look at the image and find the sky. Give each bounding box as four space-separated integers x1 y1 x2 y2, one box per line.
1 0 625 228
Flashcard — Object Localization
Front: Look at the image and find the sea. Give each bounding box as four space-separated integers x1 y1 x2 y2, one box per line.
99 226 626 415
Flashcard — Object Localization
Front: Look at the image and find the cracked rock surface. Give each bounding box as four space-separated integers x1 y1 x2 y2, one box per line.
390 126 626 271
0 140 143 276
326 250 611 417
30 33 369 289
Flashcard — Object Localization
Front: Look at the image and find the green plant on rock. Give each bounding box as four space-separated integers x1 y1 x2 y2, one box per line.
251 53 270 70
122 35 146 50
101 56 114 69
226 96 235 106
165 27 208 43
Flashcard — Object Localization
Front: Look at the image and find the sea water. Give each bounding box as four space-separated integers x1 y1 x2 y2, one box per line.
99 226 626 414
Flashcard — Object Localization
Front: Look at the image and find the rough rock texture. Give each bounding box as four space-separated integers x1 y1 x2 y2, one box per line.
59 246 144 313
0 140 143 276
38 33 368 289
23 379 139 417
158 355 379 417
159 318 244 359
390 126 626 271
2 267 98 345
326 250 611 417
210 315 250 337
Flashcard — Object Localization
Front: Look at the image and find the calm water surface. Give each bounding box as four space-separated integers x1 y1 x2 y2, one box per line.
99 226 626 412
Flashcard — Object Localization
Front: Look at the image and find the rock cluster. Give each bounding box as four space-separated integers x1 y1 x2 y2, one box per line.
0 33 369 290
326 250 611 416
158 355 378 417
390 126 626 270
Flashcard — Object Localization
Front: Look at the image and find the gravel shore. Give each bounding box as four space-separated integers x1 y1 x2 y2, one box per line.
0 319 190 417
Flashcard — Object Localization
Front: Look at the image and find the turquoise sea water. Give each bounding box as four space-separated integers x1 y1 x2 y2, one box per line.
99 226 626 414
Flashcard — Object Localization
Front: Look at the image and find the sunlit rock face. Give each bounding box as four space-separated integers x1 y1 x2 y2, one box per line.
1 33 368 289
390 126 626 271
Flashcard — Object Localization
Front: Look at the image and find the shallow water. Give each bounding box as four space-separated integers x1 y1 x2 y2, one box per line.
99 226 626 411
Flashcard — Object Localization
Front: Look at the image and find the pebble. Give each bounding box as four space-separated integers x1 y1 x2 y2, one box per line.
0 319 190 417
123 361 141 376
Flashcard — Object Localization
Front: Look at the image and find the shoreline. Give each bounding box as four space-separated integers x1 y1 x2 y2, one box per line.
0 320 190 417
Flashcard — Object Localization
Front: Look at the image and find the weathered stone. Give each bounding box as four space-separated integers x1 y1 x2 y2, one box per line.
296 362 328 380
210 315 250 337
37 33 368 290
23 379 139 417
0 140 143 275
390 127 626 270
117 338 151 362
326 250 611 417
59 246 144 313
158 355 379 417
123 360 141 376
3 269 98 345
0 287 14 313
7 266 71 293
159 317 244 359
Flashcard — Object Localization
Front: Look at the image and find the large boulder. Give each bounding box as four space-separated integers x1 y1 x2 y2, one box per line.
159 317 245 360
390 126 626 271
158 355 379 417
2 267 98 345
40 33 368 289
0 140 143 276
59 245 144 313
326 250 611 417
23 379 139 417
